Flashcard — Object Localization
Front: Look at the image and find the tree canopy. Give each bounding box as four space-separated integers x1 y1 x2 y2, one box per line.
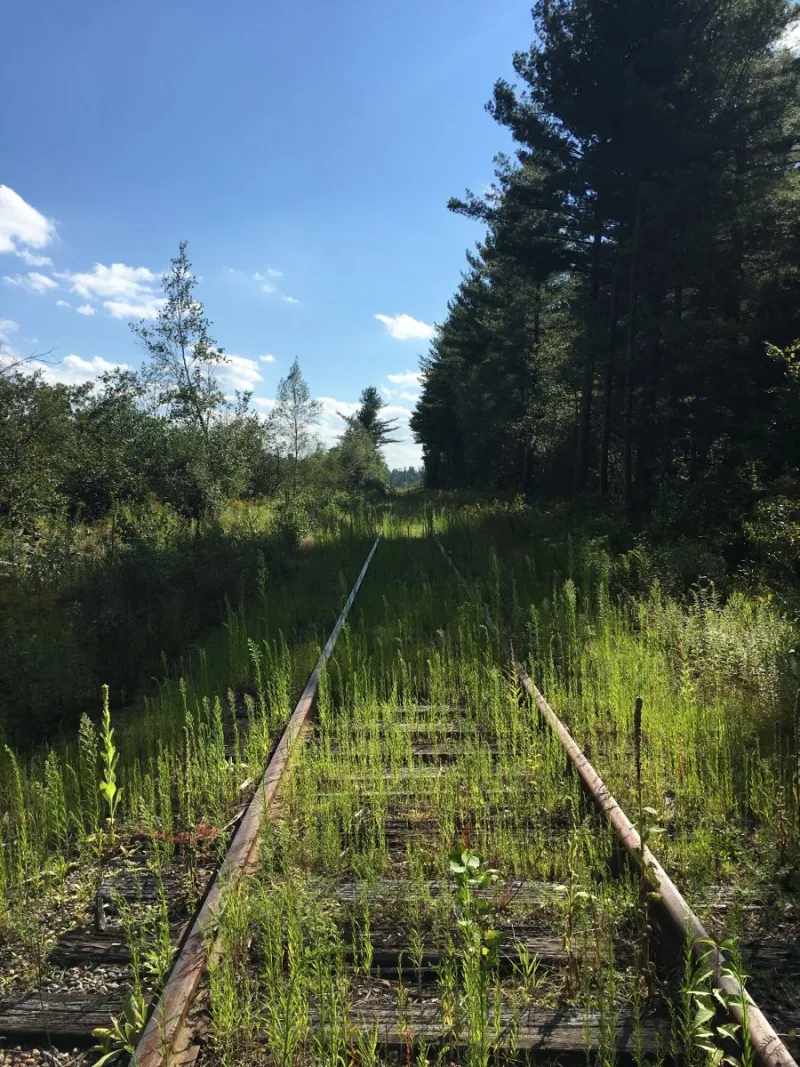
413 0 800 540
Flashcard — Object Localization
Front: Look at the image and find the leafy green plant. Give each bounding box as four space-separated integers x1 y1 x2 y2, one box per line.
449 844 502 1067
92 991 147 1066
98 685 122 843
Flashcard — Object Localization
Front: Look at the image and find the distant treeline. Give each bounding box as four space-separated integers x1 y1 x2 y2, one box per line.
389 467 422 489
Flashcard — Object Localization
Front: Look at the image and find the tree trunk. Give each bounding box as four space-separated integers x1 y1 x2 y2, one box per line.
623 191 642 521
599 261 620 500
634 292 663 508
523 283 543 497
574 221 603 494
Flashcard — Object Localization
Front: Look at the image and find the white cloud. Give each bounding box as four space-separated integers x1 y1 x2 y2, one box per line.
316 396 421 468
105 297 164 319
317 397 358 449
0 349 129 387
56 262 163 319
253 396 276 410
777 19 800 50
0 186 56 257
46 354 128 385
260 353 276 363
55 299 71 308
387 370 421 386
0 318 20 343
217 354 263 391
58 262 156 300
240 268 297 302
383 370 423 404
3 270 59 293
375 314 434 342
76 303 96 316
17 249 53 268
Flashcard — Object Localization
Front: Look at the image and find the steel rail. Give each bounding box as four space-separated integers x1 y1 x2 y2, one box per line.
131 533 382 1067
434 532 797 1067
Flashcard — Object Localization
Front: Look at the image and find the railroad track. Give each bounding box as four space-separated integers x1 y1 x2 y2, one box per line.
0 533 797 1067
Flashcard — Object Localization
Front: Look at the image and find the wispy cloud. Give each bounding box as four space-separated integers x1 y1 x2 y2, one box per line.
375 314 434 341
55 299 71 308
3 271 59 293
17 249 54 268
76 303 96 316
0 318 20 344
234 268 299 303
260 354 276 363
382 370 422 404
387 370 421 386
105 297 164 319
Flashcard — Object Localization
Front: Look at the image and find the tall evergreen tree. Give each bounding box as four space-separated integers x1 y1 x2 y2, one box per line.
341 386 399 447
415 0 800 529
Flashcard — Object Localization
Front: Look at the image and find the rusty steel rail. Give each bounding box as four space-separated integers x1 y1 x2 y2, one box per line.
434 533 797 1067
132 533 381 1067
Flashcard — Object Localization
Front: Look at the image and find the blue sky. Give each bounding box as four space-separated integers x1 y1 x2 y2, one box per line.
1 0 534 466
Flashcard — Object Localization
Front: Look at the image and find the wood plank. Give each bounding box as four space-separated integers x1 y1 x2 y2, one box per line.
51 930 131 965
307 1006 671 1054
98 871 189 905
330 878 773 911
348 935 567 974
51 922 188 966
0 992 132 1045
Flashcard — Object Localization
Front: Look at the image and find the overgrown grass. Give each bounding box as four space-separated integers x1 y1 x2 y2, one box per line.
203 505 799 1066
0 500 382 981
0 494 361 744
1 494 797 1064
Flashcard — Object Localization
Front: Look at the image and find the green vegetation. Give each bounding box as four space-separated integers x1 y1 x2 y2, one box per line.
1 7 800 1061
201 507 798 1066
389 467 423 490
0 505 378 995
412 0 800 589
0 245 395 744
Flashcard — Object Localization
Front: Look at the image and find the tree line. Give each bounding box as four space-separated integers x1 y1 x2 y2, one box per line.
412 0 800 561
0 243 396 563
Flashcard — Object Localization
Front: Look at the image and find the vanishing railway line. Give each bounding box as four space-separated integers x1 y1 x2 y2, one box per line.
0 532 797 1067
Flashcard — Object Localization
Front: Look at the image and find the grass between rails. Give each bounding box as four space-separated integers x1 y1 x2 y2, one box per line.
0 496 797 1065
433 501 800 896
204 510 799 1067
0 502 382 1002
